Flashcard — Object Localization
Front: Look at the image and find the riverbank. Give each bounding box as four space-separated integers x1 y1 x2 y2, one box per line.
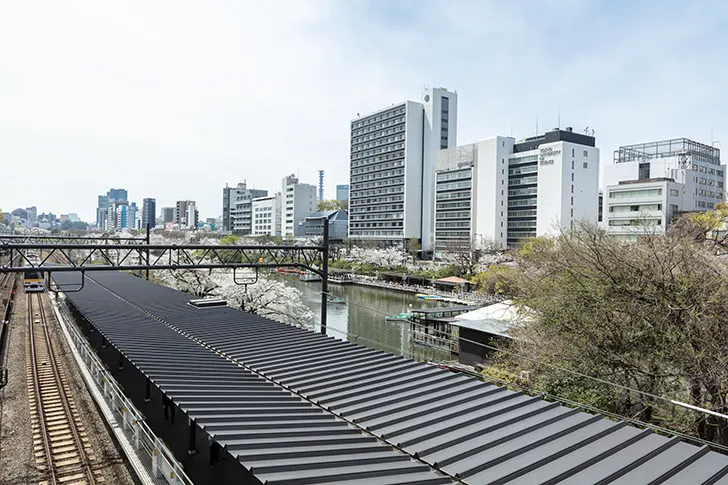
328 275 497 306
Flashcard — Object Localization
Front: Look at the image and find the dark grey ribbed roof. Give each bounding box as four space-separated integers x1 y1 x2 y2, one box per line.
54 271 728 485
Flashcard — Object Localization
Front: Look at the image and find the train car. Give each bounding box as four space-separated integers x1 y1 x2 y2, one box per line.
23 269 46 292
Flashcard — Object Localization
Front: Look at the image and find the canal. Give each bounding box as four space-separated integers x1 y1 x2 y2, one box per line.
270 273 454 361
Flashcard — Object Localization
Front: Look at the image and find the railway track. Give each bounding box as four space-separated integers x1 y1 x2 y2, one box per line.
26 292 103 485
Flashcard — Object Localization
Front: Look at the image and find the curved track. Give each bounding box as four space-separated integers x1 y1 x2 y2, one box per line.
27 292 102 485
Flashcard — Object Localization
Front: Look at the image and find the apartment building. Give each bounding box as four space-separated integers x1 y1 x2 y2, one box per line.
222 182 268 234
251 193 282 237
281 175 317 237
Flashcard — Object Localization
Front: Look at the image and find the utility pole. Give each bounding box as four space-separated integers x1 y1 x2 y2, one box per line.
320 218 329 335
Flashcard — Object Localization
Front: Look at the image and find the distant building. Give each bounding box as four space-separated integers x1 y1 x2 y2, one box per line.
107 188 128 202
252 193 282 236
68 213 80 222
60 214 70 223
115 204 130 230
336 184 349 202
349 87 458 250
281 174 317 237
222 182 268 234
142 198 156 229
318 170 325 200
175 200 198 228
161 207 175 223
603 138 726 240
301 210 348 241
96 195 110 228
434 128 600 249
26 206 38 223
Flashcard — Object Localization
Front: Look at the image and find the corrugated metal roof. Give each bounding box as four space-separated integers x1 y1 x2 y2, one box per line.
54 275 450 485
55 271 728 484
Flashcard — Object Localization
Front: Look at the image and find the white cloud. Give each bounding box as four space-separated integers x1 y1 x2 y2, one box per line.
1 1 726 220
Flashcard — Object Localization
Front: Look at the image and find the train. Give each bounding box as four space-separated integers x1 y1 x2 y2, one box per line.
23 250 45 292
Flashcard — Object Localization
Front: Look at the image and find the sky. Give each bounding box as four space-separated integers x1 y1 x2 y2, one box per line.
2 0 727 222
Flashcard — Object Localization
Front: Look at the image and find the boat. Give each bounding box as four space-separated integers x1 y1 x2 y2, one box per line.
300 271 322 282
385 311 412 321
327 296 346 304
416 294 445 300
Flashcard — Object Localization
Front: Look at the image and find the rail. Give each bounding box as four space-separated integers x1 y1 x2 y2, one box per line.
54 293 195 485
28 293 99 484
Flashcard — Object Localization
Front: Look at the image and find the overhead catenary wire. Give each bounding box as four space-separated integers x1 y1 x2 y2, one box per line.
318 289 728 423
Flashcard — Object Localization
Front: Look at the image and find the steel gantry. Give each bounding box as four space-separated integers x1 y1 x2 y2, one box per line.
0 220 332 333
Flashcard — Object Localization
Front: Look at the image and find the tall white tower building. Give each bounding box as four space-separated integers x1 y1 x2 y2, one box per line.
349 87 458 251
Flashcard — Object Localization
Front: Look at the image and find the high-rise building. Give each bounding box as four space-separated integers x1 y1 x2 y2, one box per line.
281 175 317 237
161 207 175 223
318 170 325 200
603 138 725 240
349 87 458 250
107 188 128 202
185 201 198 230
96 195 110 228
434 128 600 249
251 193 282 236
336 185 349 203
116 204 130 230
26 206 38 223
222 182 269 234
142 198 156 230
175 200 191 226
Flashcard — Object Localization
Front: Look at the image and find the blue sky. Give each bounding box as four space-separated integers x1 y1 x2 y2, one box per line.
1 0 727 221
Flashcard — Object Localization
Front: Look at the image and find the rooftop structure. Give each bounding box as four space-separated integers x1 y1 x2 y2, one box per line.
615 138 720 166
53 270 728 485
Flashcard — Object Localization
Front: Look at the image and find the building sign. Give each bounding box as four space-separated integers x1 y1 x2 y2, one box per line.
539 147 561 165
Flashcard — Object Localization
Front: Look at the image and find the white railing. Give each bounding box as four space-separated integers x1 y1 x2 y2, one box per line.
54 296 194 485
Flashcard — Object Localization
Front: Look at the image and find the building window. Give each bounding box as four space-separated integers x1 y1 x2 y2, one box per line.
583 162 588 169
583 150 589 157
571 196 573 205
570 208 573 217
571 173 574 181
571 161 574 170
571 185 574 194
572 149 575 157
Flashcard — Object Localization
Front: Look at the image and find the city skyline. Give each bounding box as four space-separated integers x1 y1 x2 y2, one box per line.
2 1 728 221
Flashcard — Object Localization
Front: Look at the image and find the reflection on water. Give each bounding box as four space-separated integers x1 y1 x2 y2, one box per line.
270 274 453 361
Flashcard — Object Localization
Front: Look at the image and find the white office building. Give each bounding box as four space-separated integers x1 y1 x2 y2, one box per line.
222 182 268 235
604 138 725 239
435 128 600 249
349 87 458 251
252 193 282 237
281 175 317 237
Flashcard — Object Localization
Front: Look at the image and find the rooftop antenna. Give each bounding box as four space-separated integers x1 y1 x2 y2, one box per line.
510 123 513 137
557 108 561 129
536 114 539 135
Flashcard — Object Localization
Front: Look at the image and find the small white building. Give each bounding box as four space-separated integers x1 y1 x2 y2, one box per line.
251 193 282 237
435 128 600 249
281 175 317 237
603 138 725 239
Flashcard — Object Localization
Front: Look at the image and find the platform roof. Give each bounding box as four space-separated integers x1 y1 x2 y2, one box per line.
54 271 728 485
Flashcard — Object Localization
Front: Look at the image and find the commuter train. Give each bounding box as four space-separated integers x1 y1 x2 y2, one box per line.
23 252 45 292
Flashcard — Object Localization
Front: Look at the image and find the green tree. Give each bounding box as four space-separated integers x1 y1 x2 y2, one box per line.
495 221 728 445
317 199 346 211
407 236 420 263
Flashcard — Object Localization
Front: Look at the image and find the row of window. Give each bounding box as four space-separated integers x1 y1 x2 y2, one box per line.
351 142 405 160
351 160 404 176
351 169 404 184
509 165 538 176
508 210 538 218
351 177 404 191
608 219 662 227
351 151 406 168
508 176 538 186
351 134 405 154
435 211 471 220
350 213 403 221
508 187 538 197
351 186 405 198
436 190 471 201
436 168 472 182
436 221 470 229
508 198 537 207
350 221 404 228
351 107 406 130
351 125 405 145
349 195 404 206
509 155 539 165
695 165 723 177
508 220 537 228
437 180 472 192
436 201 472 211
609 188 662 198
609 204 662 213
350 230 403 237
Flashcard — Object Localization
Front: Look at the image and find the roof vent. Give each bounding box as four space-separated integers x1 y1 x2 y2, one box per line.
565 126 573 132
188 298 228 309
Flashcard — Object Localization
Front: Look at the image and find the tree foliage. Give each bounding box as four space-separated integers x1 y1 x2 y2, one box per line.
317 199 347 211
495 221 728 445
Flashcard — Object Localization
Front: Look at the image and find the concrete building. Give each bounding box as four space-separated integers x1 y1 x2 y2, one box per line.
251 193 282 237
434 128 599 249
115 204 130 230
161 207 175 224
349 87 457 251
301 210 349 241
336 184 349 202
107 188 128 202
604 138 725 239
222 182 268 235
175 200 198 229
96 195 110 228
281 175 317 237
142 198 156 229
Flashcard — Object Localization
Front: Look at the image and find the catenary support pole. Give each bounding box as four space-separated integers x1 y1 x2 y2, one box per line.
188 418 197 455
145 223 151 280
320 218 329 335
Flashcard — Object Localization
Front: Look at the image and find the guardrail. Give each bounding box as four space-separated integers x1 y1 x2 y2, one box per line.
54 296 194 485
